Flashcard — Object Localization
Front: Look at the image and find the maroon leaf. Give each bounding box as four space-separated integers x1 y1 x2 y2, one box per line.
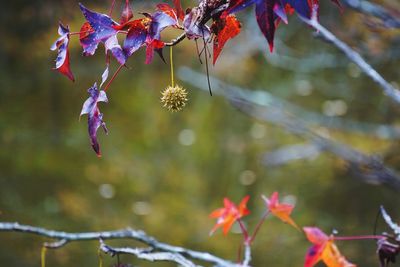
255 0 276 52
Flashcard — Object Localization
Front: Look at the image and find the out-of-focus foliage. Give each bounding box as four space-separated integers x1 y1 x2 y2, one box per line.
0 0 399 266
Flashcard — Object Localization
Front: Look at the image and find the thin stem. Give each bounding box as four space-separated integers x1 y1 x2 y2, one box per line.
334 235 386 241
202 32 212 96
237 243 243 263
165 33 186 46
104 64 125 92
69 30 94 36
170 46 175 87
109 0 117 16
249 210 269 244
41 246 47 267
237 219 249 244
98 247 103 267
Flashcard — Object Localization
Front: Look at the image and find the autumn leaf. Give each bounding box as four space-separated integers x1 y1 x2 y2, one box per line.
80 83 109 157
50 23 74 81
173 0 185 20
210 196 250 235
79 4 126 64
303 227 356 267
212 15 241 64
262 192 299 230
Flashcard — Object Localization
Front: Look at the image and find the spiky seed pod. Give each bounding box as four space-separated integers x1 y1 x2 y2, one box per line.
161 85 188 112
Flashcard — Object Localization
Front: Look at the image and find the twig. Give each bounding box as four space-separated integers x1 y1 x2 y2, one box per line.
0 222 240 267
165 33 187 47
100 239 197 267
300 15 400 105
242 244 252 267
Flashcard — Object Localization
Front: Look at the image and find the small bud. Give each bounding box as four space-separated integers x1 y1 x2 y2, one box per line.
161 85 188 112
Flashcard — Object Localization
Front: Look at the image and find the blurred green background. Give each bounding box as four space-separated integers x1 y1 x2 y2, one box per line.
1 0 400 266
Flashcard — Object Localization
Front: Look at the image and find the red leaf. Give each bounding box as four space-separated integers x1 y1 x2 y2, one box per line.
209 196 250 235
212 15 241 64
262 192 299 230
173 0 185 20
303 227 356 267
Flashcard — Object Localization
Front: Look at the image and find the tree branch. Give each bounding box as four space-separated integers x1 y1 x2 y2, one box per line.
300 14 400 105
178 68 400 190
0 222 241 267
341 0 400 28
100 239 197 267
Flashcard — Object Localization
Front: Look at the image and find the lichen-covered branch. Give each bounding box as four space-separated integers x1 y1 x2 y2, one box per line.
100 239 197 267
0 222 241 267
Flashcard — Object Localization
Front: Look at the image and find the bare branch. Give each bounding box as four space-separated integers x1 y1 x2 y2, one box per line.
380 206 400 237
100 239 198 267
300 15 400 105
165 33 187 47
178 68 400 190
0 222 240 267
341 0 400 28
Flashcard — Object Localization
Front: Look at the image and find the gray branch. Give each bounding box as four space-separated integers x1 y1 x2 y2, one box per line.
300 15 400 105
100 239 198 267
178 68 400 190
0 222 241 267
341 0 400 28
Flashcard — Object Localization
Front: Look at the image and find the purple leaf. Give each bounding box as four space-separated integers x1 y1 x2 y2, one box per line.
282 0 312 18
89 109 108 157
79 22 100 56
80 83 109 157
50 23 75 81
80 83 108 117
123 21 147 57
255 0 276 52
79 3 118 43
149 11 177 40
227 0 261 15
105 35 126 65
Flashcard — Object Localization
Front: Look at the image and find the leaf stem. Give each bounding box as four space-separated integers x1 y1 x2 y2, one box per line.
249 210 270 244
104 64 125 92
41 246 47 267
170 46 175 87
69 30 94 36
334 235 386 241
237 219 249 244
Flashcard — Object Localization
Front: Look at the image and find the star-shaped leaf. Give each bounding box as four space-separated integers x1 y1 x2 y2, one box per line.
210 196 250 235
262 192 299 230
304 227 356 267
